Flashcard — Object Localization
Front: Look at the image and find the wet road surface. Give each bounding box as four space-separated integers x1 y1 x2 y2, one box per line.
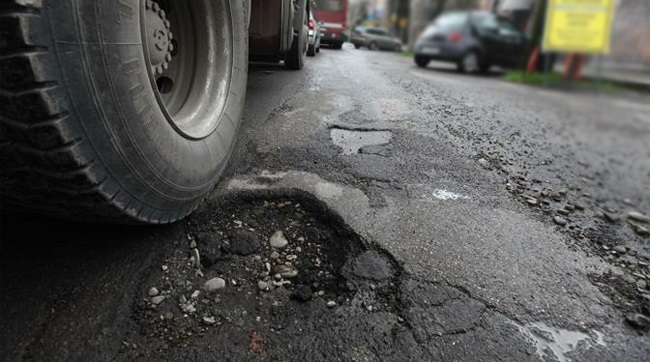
1 45 649 361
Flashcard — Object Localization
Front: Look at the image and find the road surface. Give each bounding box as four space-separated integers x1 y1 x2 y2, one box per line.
1 44 649 361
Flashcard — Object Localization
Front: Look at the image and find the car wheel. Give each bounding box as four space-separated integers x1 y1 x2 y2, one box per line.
307 43 316 57
285 1 308 69
458 51 480 73
354 44 361 49
333 42 343 50
414 56 430 68
368 42 379 51
0 0 248 224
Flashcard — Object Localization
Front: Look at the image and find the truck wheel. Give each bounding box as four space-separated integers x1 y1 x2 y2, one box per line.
285 2 308 70
0 0 249 224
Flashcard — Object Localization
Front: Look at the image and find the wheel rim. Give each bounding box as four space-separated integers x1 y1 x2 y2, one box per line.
142 0 233 139
463 52 478 72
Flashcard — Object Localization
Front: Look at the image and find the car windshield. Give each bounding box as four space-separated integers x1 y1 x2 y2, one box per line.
434 12 468 30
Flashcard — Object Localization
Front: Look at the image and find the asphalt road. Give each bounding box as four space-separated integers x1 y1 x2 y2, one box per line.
1 44 649 361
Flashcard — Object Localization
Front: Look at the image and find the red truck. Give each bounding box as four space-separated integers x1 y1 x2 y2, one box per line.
312 0 348 49
0 0 309 224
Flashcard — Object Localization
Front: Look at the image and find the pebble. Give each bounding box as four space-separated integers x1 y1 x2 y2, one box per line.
637 280 647 290
270 230 289 249
191 290 200 299
478 158 489 167
613 245 627 254
270 251 280 259
628 211 650 224
203 278 226 292
189 240 197 249
191 248 201 268
326 301 337 308
203 316 216 325
148 287 160 297
634 225 649 236
526 198 538 206
286 254 298 261
164 312 174 320
557 209 570 216
151 296 165 305
603 212 619 223
272 264 298 278
553 216 568 226
161 265 168 271
625 313 650 329
258 281 269 291
296 246 302 252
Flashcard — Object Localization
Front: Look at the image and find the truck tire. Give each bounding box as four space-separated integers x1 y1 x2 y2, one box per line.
0 0 249 224
284 0 307 70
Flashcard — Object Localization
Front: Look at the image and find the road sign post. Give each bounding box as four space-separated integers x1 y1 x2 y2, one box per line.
541 0 616 89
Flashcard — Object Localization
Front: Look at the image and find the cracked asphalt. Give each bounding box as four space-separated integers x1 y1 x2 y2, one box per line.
2 45 650 361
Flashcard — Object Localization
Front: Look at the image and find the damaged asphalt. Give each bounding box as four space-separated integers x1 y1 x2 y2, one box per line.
1 45 649 361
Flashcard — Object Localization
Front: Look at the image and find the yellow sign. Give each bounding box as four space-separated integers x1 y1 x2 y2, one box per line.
542 0 616 54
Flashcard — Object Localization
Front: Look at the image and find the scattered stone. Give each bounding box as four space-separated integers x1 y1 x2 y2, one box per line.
478 158 489 167
625 313 650 330
557 209 570 216
148 287 160 297
326 301 337 308
317 290 325 296
286 254 298 261
291 285 313 302
613 245 627 254
634 225 649 236
164 312 174 320
151 296 165 305
194 232 223 268
202 316 216 325
623 199 635 206
269 230 289 249
564 204 575 211
230 230 261 256
270 251 280 260
628 211 650 224
603 212 619 223
203 278 226 292
191 290 200 299
258 281 269 291
553 216 568 227
191 248 201 268
161 265 168 271
189 240 197 249
526 198 538 206
296 246 302 252
637 280 647 290
352 251 393 280
574 203 585 211
272 265 298 278
183 304 197 314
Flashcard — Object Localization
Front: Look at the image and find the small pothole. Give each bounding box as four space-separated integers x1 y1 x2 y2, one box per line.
330 128 392 155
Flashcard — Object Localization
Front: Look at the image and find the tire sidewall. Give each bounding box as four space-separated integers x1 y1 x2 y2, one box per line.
49 0 248 221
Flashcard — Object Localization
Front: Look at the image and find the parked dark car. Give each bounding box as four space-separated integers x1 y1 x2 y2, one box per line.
351 26 402 51
308 11 322 56
414 11 527 73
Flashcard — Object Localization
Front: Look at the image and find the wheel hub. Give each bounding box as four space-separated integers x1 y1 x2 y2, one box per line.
145 0 174 76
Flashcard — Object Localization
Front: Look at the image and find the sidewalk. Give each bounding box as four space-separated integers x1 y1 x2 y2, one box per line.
555 62 650 91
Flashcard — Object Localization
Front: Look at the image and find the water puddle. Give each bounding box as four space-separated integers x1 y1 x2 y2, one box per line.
330 129 392 155
430 189 469 200
516 322 606 362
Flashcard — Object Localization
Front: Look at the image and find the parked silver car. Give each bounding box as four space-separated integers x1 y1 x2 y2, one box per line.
351 26 402 52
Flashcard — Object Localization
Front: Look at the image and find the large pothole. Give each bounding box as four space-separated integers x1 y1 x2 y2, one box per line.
124 191 404 359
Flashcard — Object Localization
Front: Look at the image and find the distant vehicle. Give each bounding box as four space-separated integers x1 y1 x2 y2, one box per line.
414 11 527 73
312 0 348 49
351 26 403 51
308 10 322 56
